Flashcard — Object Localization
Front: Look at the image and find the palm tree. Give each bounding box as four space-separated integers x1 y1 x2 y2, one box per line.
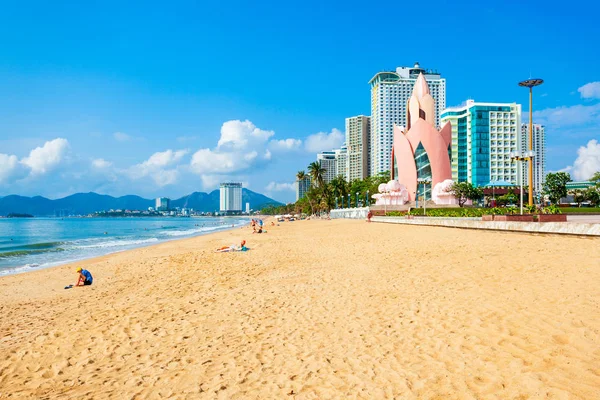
308 161 326 188
296 170 307 181
329 175 349 203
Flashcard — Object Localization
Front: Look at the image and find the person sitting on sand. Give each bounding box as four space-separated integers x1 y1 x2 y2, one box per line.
75 267 93 286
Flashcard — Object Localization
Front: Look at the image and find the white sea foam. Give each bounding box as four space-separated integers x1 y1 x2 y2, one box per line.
0 264 36 276
75 238 160 249
162 226 223 237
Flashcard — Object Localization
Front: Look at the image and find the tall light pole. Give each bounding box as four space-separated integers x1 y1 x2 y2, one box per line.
511 150 535 214
417 179 430 216
355 192 359 208
519 78 543 206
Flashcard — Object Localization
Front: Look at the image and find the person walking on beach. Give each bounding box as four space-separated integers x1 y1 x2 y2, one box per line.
367 210 373 223
75 267 93 286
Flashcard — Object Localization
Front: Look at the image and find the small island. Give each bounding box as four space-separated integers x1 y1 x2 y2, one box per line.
5 213 34 218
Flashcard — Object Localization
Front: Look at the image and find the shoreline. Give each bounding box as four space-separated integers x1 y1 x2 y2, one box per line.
1 219 598 398
0 217 250 278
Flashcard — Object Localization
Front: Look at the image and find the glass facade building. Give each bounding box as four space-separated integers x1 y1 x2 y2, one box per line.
441 100 522 187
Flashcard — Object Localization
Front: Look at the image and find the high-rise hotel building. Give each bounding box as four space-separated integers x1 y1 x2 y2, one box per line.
441 100 522 187
334 144 348 181
369 63 445 175
295 175 311 201
345 115 370 181
219 182 243 214
520 123 546 194
317 151 338 184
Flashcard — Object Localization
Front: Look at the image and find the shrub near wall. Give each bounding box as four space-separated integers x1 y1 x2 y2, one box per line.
382 206 566 219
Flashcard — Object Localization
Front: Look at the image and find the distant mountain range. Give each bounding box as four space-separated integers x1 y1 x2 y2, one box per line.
0 189 282 216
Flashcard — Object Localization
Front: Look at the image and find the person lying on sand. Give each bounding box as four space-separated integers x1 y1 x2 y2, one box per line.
216 240 249 252
75 267 93 286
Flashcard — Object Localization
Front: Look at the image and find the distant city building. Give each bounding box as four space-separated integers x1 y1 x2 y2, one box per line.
295 175 311 201
317 151 337 184
245 202 250 214
521 123 546 195
346 115 370 181
219 182 243 214
334 144 348 181
369 62 446 175
155 197 170 211
441 100 522 187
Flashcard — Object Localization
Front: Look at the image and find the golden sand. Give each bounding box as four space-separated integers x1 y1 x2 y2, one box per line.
1 219 599 399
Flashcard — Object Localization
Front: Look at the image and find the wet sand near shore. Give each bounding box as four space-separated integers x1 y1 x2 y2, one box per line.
1 219 599 399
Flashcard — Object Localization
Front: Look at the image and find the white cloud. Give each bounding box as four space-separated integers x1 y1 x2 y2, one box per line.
269 138 302 151
126 149 189 187
0 154 27 184
190 120 287 189
266 182 295 192
217 120 274 150
92 158 112 169
562 139 600 181
304 128 344 153
140 149 189 168
578 82 600 99
113 132 131 142
531 103 600 127
20 138 69 175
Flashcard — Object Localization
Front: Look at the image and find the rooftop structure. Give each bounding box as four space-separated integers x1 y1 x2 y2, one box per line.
369 62 446 175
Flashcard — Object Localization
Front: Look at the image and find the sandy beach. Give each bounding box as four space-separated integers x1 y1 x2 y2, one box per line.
1 219 599 399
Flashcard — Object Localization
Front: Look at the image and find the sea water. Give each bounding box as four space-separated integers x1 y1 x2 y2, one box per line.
0 217 248 276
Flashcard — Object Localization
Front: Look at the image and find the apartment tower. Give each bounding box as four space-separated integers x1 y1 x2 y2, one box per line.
369 62 446 175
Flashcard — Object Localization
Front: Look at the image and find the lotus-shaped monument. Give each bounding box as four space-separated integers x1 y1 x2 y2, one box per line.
391 73 454 203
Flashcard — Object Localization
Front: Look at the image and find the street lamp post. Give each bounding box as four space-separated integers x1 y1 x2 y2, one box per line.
519 78 543 206
366 190 369 207
511 151 535 214
347 194 351 209
355 192 359 208
417 179 430 216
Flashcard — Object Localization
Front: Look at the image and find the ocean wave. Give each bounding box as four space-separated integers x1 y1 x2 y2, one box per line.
0 247 65 259
0 264 38 276
74 238 160 249
0 241 64 252
162 226 223 237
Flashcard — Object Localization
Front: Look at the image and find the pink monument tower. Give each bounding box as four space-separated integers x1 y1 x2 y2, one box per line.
391 73 453 202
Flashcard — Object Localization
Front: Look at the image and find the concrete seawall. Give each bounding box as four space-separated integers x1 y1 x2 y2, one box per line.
372 216 600 237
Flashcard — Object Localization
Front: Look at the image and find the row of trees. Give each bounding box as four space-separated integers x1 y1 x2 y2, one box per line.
262 164 390 215
261 170 600 215
543 171 600 206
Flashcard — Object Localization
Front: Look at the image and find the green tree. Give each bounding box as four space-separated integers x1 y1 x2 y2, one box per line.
450 182 484 207
543 172 571 204
330 175 349 199
296 170 307 182
308 162 326 188
585 185 600 206
571 189 586 207
590 171 600 183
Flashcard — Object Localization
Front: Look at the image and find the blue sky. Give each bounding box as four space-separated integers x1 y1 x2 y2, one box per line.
1 0 599 203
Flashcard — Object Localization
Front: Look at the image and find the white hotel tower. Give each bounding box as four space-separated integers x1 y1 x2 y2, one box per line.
369 63 446 175
219 182 242 214
520 123 546 194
